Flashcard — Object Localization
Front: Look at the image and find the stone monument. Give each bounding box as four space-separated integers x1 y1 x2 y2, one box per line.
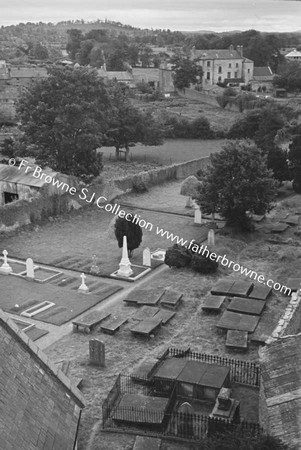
26 258 35 279
194 205 202 225
78 273 89 293
89 339 105 367
117 235 133 277
0 250 12 274
208 229 215 246
143 247 151 267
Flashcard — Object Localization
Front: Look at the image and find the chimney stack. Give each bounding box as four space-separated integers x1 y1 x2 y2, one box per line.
237 45 243 57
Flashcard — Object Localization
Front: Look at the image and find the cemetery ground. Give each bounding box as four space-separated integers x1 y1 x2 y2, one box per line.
1 181 301 449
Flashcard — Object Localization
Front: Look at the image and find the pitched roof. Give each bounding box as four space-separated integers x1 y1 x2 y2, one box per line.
10 67 48 79
0 163 63 188
193 48 243 60
260 334 301 448
0 309 85 450
285 49 301 58
253 66 273 77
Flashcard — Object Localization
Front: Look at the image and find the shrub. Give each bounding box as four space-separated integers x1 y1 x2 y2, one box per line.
132 177 148 193
164 244 192 268
114 214 143 257
190 253 218 274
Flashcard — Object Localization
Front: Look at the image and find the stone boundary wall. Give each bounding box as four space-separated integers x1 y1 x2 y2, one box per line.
0 156 210 232
266 292 301 344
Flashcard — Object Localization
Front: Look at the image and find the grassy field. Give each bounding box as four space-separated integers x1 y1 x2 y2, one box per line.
101 138 225 166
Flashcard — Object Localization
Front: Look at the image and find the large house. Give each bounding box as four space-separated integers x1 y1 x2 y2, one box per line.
191 45 254 87
285 48 301 62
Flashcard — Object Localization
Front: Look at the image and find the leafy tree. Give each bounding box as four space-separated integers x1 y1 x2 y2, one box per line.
196 140 277 230
273 61 301 92
16 66 111 181
288 134 301 193
106 84 163 160
77 39 95 66
114 214 142 257
66 29 84 59
171 56 203 90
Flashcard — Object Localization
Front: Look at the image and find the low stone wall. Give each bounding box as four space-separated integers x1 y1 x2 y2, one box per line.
266 293 301 343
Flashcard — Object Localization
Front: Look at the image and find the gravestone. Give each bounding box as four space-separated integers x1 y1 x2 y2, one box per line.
26 258 35 279
89 339 105 366
208 229 215 246
90 254 100 274
194 205 202 225
0 249 12 274
78 273 89 293
117 235 133 277
143 247 151 267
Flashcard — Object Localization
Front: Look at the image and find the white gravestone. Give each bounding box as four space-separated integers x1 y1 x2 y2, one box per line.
208 229 215 246
26 258 35 279
78 273 89 293
0 249 12 274
143 248 151 267
117 235 133 277
194 205 202 225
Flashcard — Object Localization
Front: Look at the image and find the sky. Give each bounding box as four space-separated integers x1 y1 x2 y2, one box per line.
1 0 301 32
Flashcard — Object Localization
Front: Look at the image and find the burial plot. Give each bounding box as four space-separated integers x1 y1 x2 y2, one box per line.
131 360 158 381
287 278 301 292
202 295 226 313
211 280 235 296
89 339 105 367
112 393 169 425
133 436 162 450
226 330 248 351
227 298 266 316
217 311 260 333
72 310 111 333
247 284 272 300
132 306 159 321
227 281 253 298
154 309 176 325
100 316 128 335
160 289 183 309
137 291 164 306
130 318 162 337
123 289 163 307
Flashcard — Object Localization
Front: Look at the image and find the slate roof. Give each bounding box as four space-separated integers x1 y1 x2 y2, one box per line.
10 67 48 79
0 309 85 450
0 163 66 189
253 66 274 80
260 334 301 448
193 48 243 60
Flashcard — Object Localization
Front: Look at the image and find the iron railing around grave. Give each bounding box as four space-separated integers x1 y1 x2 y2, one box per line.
166 348 261 387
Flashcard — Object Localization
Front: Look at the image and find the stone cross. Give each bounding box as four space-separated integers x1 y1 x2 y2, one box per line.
89 339 105 367
26 258 35 279
208 229 215 246
0 249 12 274
194 205 202 225
117 235 133 277
143 247 151 267
90 254 100 274
78 272 89 293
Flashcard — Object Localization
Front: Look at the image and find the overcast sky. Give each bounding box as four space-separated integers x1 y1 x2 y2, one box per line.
1 0 301 32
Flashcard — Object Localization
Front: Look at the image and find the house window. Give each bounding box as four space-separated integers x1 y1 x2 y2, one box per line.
218 66 222 73
229 63 232 68
207 61 210 67
236 63 239 68
4 192 18 204
248 69 250 73
218 76 222 82
234 71 238 78
227 72 231 78
206 72 210 80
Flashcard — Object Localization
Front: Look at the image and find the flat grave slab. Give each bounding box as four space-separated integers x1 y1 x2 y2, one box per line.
160 290 183 309
112 393 169 424
154 309 176 325
226 330 248 350
153 358 187 380
72 310 111 333
131 360 158 381
247 284 272 300
132 306 159 321
269 223 289 233
130 318 162 337
280 214 299 226
100 316 128 335
133 436 162 450
227 298 266 316
227 281 254 298
216 311 260 333
287 278 301 292
211 280 235 296
123 289 163 307
202 295 226 312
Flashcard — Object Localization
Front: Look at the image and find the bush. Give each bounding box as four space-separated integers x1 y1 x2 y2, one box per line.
132 177 148 193
164 244 192 268
190 253 218 273
190 117 215 139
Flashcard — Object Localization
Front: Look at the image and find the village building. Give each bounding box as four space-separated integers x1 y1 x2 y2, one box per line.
0 309 85 450
284 48 301 62
191 45 254 87
251 66 275 91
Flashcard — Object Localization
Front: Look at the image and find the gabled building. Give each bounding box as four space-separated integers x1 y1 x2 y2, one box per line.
285 48 301 62
0 309 85 450
191 45 254 87
252 66 275 90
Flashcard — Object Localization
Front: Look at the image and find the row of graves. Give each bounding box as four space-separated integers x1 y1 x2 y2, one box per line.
202 278 273 351
102 347 261 443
